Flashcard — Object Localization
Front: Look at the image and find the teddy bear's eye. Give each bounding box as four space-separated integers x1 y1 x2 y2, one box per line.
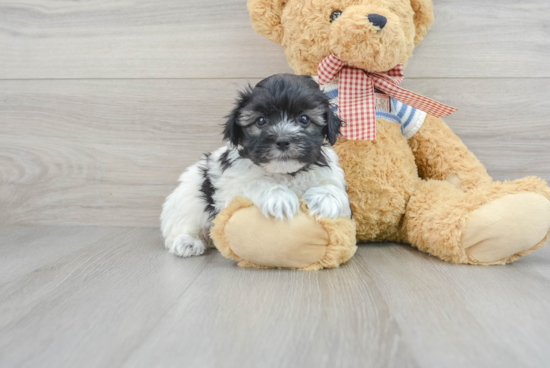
330 11 342 23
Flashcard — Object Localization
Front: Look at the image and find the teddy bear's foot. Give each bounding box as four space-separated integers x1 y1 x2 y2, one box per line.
404 178 550 265
462 192 550 264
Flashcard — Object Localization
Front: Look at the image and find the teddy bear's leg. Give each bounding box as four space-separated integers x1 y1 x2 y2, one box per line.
408 115 494 191
402 178 550 265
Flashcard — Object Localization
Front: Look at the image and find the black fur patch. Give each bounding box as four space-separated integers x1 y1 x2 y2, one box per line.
198 153 217 219
223 74 343 173
218 149 234 173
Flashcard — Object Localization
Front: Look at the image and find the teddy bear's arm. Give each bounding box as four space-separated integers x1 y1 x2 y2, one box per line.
408 115 492 190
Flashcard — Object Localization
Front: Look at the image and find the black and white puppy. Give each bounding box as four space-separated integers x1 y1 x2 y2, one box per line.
161 74 351 257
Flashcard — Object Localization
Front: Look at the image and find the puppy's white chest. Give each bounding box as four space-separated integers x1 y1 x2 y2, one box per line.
273 172 320 198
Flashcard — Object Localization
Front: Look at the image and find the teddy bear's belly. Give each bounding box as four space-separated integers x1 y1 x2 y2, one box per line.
334 119 420 243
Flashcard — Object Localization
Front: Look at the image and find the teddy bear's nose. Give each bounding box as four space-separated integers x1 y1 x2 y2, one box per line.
367 14 387 30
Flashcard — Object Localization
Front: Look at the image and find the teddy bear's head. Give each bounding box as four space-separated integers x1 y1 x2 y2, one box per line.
248 0 434 75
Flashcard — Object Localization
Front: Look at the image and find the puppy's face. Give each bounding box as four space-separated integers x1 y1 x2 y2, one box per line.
224 74 342 174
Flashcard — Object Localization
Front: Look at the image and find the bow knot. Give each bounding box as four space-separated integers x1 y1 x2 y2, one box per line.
317 53 457 140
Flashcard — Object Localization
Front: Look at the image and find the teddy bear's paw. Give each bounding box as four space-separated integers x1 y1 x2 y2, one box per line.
303 186 351 220
256 185 300 220
462 193 550 263
169 234 206 258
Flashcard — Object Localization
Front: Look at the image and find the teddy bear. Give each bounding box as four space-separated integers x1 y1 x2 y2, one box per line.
210 0 550 269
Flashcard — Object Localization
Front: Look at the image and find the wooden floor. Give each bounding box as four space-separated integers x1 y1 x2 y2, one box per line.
1 226 549 368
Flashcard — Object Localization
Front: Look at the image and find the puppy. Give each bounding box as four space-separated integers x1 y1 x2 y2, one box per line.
161 74 352 257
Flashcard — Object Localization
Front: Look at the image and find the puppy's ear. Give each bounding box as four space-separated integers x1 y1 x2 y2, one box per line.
323 107 343 146
223 87 253 147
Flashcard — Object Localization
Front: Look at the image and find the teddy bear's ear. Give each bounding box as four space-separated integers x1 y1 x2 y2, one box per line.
410 0 434 45
248 0 287 45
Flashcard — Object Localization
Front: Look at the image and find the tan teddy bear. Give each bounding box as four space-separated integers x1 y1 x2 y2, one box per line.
211 0 550 269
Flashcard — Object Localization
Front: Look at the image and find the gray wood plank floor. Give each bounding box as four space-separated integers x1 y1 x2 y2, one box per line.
0 226 549 368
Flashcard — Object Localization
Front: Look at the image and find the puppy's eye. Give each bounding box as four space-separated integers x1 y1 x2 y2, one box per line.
298 115 310 125
256 117 267 127
330 11 342 23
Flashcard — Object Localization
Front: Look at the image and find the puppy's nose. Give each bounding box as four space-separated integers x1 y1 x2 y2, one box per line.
276 138 291 151
367 14 387 29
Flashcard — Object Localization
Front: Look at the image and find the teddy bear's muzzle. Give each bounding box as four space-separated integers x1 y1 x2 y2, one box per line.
328 5 415 73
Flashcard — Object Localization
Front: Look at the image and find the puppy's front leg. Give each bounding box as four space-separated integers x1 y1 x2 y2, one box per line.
244 179 300 220
303 185 352 219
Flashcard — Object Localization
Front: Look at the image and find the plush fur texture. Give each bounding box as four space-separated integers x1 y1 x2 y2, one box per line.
402 177 550 265
245 0 550 265
161 74 351 258
249 0 433 75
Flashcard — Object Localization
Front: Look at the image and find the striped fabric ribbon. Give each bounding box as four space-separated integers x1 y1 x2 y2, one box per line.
317 53 457 140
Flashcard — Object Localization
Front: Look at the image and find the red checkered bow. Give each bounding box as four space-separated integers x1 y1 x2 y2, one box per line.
317 53 457 140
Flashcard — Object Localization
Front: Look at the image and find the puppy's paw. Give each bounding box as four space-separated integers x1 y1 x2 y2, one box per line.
257 185 300 220
303 186 351 219
168 235 206 258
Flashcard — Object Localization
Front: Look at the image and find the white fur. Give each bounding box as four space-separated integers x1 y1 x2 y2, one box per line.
261 159 304 174
171 234 207 257
302 185 352 219
161 145 350 257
